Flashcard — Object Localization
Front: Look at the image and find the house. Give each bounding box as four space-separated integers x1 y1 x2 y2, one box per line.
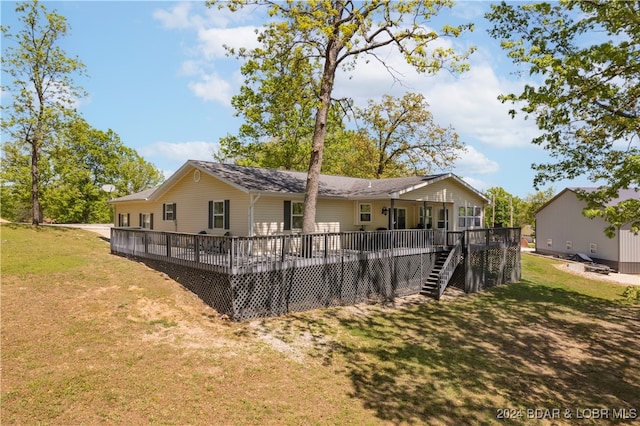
108 160 522 320
535 187 640 274
109 159 490 236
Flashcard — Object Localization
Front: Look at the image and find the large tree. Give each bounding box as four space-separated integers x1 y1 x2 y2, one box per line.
486 0 640 236
484 187 522 228
211 0 474 233
46 118 164 223
354 92 464 178
517 187 555 231
1 0 87 225
215 31 345 171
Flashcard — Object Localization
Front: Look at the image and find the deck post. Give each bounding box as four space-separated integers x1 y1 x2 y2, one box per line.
194 234 200 264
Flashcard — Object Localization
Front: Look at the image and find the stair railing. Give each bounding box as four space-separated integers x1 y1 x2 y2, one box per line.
436 234 464 300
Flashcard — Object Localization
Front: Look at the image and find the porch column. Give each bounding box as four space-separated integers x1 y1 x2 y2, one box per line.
389 199 395 230
423 201 428 229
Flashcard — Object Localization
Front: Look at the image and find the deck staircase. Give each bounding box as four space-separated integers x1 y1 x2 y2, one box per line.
420 250 451 298
421 234 464 300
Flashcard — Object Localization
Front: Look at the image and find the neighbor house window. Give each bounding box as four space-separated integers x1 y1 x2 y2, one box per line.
118 213 130 227
566 241 572 250
359 203 372 223
458 206 482 229
163 203 176 221
208 200 230 229
419 206 433 228
590 243 597 253
547 239 553 248
140 213 153 229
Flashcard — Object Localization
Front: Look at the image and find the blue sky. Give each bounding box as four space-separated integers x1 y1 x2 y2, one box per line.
1 1 597 198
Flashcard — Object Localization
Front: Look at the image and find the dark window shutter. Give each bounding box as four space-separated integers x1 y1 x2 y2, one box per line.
224 200 230 230
118 214 121 227
127 213 130 227
208 201 213 229
139 213 143 227
150 213 154 230
172 203 177 220
284 200 291 231
162 204 166 220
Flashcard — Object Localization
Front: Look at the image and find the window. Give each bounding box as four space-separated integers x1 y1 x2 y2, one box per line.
419 206 432 228
118 213 129 227
284 200 304 231
140 213 153 229
292 201 304 229
359 203 372 223
590 243 597 253
208 200 230 229
437 208 448 229
458 206 482 229
163 203 176 221
547 239 553 248
566 241 572 250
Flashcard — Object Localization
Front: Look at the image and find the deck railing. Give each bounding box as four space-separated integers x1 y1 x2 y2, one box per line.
111 228 450 274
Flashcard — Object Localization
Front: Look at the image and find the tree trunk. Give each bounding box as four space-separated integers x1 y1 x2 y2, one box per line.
31 135 42 226
301 40 340 235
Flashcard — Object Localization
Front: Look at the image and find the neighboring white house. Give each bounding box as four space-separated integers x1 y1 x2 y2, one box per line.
535 187 640 274
109 160 489 236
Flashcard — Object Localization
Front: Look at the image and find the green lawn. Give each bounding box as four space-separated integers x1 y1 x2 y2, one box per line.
2 224 638 425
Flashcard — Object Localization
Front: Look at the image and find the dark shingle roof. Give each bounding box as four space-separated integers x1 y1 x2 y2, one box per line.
111 160 483 202
191 160 446 198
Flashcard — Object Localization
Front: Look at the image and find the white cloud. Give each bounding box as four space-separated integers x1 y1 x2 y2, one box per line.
188 74 233 104
153 2 194 30
197 26 260 60
138 141 219 165
453 145 499 175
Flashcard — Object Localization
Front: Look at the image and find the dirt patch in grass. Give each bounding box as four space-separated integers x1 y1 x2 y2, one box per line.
2 225 639 425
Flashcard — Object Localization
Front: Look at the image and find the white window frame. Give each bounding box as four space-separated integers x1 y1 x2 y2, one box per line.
141 213 151 229
163 203 175 221
458 206 482 229
212 200 225 229
359 203 372 223
291 201 304 230
566 240 572 251
590 243 597 253
419 206 433 229
119 213 129 227
437 208 448 229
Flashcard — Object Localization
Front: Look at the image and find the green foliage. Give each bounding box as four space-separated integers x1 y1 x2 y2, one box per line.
211 0 474 232
2 117 163 223
354 93 464 178
486 1 640 236
518 187 555 230
1 0 87 224
622 286 640 303
483 187 523 228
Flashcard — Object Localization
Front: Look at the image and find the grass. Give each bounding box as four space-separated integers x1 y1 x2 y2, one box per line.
2 224 639 425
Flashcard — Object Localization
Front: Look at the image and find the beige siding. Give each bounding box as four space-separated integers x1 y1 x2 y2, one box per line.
114 168 250 235
401 178 487 231
536 190 618 261
252 196 362 235
113 167 487 236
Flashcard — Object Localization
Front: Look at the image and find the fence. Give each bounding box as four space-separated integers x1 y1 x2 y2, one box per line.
110 227 520 320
